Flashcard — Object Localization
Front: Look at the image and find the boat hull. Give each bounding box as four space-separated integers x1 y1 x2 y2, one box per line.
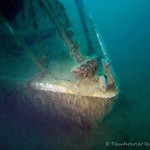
30 88 116 128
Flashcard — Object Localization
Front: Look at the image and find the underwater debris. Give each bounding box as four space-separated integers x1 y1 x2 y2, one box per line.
72 57 98 78
0 14 47 74
0 0 84 63
0 0 119 129
0 0 118 87
68 41 84 63
37 0 84 64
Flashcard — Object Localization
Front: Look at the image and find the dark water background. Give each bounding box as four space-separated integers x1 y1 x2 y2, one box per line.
85 0 150 148
0 0 150 149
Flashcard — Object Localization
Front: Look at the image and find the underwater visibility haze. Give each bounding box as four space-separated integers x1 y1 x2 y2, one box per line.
0 0 150 149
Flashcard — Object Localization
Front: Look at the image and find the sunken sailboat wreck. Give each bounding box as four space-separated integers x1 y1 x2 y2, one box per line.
0 0 119 128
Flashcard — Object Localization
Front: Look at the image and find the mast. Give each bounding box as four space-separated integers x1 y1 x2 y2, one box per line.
88 13 117 87
74 0 118 88
37 0 84 64
0 14 47 74
75 0 94 55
